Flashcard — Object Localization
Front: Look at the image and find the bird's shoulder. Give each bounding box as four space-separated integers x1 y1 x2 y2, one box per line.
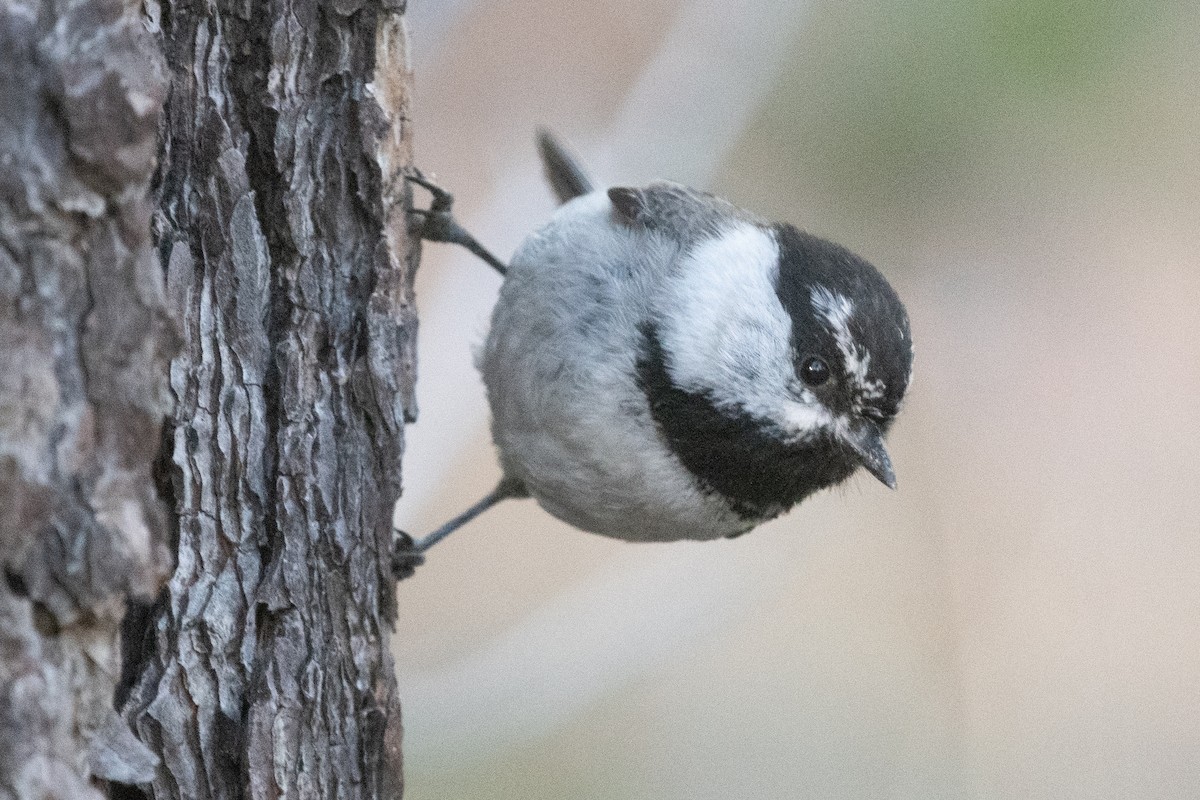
607 182 765 243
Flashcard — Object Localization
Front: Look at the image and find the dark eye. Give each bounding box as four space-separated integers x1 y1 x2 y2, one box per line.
800 356 830 387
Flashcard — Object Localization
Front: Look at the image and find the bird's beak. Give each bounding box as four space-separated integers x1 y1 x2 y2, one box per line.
842 423 897 490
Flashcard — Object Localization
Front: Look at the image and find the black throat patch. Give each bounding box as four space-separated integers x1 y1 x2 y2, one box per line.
635 324 859 523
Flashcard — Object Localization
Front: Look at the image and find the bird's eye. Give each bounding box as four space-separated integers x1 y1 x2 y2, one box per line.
800 356 830 387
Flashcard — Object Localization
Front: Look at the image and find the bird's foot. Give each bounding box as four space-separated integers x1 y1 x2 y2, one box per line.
405 170 507 275
391 529 426 582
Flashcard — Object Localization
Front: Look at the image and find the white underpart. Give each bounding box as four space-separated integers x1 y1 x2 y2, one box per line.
658 223 837 441
810 285 887 408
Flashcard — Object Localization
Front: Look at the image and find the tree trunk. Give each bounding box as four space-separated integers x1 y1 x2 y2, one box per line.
114 0 418 798
0 0 176 797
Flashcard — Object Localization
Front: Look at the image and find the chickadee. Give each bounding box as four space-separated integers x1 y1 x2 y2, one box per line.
397 132 912 572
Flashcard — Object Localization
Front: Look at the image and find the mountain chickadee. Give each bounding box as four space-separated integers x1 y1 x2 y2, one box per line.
396 132 913 575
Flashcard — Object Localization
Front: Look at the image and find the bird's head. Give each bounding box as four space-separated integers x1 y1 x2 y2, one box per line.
641 220 913 518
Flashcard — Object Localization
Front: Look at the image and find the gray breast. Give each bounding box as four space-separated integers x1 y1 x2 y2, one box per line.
479 192 749 541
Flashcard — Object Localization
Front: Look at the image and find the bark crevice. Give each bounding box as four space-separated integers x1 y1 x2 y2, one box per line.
116 1 417 799
1 0 176 796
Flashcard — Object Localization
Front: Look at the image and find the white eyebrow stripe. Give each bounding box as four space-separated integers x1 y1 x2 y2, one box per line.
810 285 887 406
810 285 854 335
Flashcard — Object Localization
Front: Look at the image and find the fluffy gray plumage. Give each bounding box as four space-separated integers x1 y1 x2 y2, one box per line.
478 135 912 542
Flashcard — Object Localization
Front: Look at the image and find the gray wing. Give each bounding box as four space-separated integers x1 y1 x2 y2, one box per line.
537 129 595 204
607 182 765 244
536 128 765 240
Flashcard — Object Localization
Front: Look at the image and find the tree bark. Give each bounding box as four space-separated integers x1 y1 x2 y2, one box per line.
0 0 176 797
114 0 418 798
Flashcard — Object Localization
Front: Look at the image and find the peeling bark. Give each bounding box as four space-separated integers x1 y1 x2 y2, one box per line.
0 0 176 797
115 0 417 798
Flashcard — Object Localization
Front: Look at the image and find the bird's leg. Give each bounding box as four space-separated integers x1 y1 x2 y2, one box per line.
392 478 527 580
406 171 508 276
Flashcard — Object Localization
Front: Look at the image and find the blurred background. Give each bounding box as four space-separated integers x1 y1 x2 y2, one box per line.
393 1 1200 797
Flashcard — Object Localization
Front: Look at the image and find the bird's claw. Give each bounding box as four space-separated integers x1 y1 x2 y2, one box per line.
405 172 466 243
391 529 426 582
406 169 455 213
404 169 508 275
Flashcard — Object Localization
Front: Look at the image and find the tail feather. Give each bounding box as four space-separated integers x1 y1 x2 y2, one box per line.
536 128 595 204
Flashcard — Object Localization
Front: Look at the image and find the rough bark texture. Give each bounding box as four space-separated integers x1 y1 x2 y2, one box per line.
0 0 176 797
115 0 417 798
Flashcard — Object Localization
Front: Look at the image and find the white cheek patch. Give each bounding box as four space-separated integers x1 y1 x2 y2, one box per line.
658 223 794 401
656 223 853 440
810 285 887 407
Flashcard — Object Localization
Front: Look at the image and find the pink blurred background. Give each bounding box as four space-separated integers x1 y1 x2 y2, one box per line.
394 1 1200 797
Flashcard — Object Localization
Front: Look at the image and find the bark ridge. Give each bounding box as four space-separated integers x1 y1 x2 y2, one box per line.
0 0 175 796
117 0 418 798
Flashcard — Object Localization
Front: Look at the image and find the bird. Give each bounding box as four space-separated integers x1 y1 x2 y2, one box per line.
396 131 913 574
